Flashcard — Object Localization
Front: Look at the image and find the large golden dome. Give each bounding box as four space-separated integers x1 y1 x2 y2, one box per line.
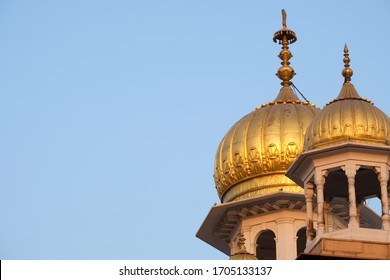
304 46 390 151
214 15 320 203
214 87 319 203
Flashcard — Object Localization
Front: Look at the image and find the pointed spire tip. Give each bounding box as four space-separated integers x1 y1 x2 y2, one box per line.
342 44 353 83
273 9 297 87
282 9 287 29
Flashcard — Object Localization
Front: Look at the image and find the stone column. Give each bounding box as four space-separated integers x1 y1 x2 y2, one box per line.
275 217 295 259
356 202 361 226
376 167 390 230
324 198 330 233
344 164 359 229
304 182 315 245
314 170 328 235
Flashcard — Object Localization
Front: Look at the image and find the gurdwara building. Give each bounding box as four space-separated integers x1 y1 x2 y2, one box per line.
197 11 390 260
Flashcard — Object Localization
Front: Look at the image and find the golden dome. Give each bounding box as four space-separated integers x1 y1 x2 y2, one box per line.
304 45 390 151
214 88 319 203
213 10 320 203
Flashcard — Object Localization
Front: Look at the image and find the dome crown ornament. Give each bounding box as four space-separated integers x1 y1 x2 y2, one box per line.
213 10 320 203
273 9 297 87
342 44 353 83
327 45 367 104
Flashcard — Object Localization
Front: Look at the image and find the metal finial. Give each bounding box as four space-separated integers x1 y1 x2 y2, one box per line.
342 44 353 83
273 10 297 87
238 234 248 252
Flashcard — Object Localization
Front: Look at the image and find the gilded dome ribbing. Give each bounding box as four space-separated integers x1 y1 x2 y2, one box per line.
214 88 319 203
304 45 390 151
214 11 320 203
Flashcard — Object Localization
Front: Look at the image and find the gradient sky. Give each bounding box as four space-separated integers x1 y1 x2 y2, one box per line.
0 0 388 259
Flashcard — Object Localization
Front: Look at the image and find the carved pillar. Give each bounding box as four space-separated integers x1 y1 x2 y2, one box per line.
356 201 361 226
314 170 328 235
275 217 295 259
344 164 359 229
376 167 390 230
324 198 330 233
304 182 314 245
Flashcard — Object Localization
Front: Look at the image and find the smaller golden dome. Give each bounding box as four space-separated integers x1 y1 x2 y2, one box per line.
304 46 390 151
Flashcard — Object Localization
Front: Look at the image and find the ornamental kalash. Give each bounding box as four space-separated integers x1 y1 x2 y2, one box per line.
197 10 390 260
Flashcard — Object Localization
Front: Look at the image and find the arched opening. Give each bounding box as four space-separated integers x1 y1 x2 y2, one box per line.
256 230 276 260
296 227 306 257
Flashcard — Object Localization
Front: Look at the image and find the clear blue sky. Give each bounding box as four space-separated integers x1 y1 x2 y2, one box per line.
0 0 388 259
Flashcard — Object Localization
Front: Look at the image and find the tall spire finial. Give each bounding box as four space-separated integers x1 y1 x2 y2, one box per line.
342 44 353 83
273 10 297 87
